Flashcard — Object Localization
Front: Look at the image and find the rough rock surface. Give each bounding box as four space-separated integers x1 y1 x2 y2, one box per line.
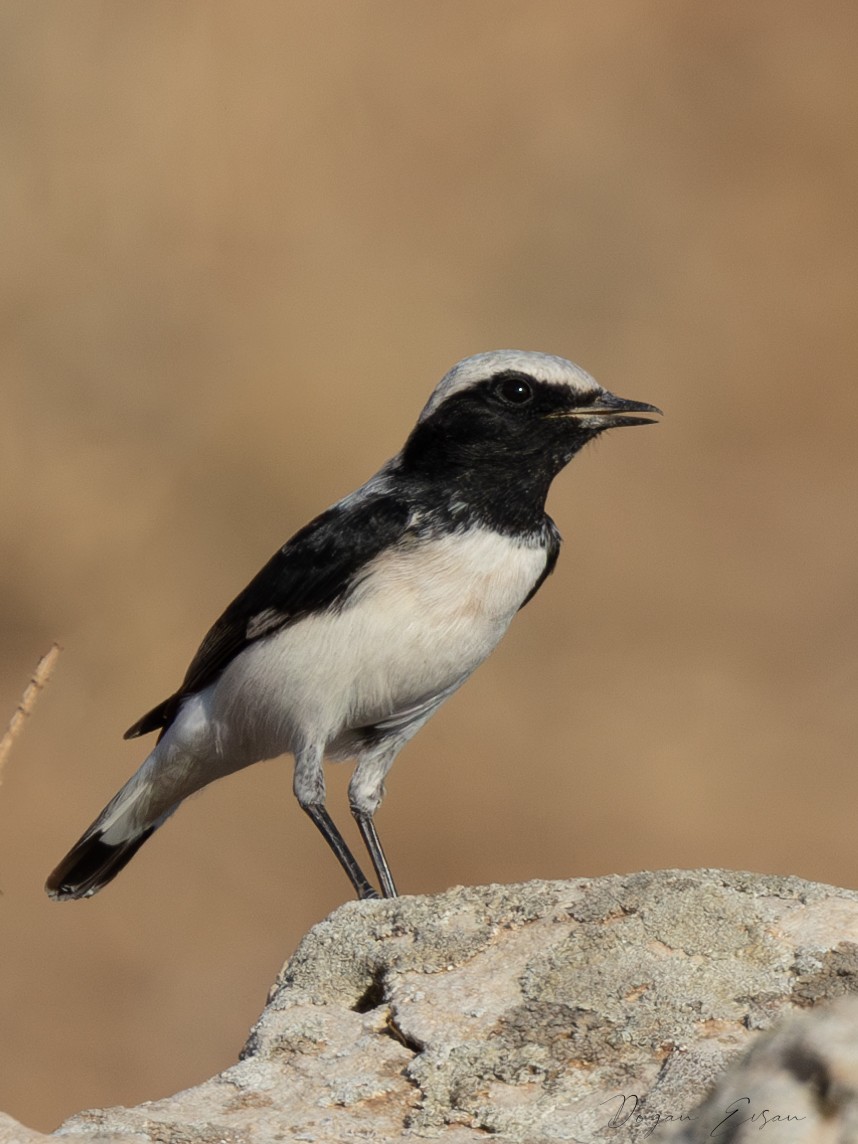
659 996 858 1143
6 870 858 1143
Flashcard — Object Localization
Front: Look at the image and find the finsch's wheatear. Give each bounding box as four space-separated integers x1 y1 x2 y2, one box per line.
47 350 660 902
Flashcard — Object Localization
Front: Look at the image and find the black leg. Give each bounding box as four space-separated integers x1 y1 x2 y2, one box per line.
303 803 380 900
353 811 398 898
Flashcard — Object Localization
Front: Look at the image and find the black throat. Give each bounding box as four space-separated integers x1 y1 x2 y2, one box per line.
395 400 591 536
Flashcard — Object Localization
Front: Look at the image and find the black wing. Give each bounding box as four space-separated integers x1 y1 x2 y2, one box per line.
125 489 412 740
518 516 561 609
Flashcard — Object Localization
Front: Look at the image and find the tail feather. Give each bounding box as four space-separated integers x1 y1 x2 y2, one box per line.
47 737 211 900
46 769 180 900
45 826 158 901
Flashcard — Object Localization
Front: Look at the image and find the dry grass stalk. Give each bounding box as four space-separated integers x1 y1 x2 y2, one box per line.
0 643 62 785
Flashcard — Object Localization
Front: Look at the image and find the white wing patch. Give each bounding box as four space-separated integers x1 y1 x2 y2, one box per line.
246 607 287 639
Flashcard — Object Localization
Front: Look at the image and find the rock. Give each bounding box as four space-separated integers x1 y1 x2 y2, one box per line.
7 870 858 1143
0 1112 52 1144
657 996 858 1143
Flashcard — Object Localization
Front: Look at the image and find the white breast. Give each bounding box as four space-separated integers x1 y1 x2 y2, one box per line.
202 528 548 763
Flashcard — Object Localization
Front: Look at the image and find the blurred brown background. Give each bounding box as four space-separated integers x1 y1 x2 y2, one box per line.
1 1 856 1131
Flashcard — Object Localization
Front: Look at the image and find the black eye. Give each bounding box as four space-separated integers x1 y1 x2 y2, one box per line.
493 374 534 406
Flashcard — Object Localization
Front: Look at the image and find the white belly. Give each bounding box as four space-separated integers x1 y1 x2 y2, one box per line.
198 527 548 762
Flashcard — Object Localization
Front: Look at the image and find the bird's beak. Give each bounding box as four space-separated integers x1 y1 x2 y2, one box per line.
554 394 663 429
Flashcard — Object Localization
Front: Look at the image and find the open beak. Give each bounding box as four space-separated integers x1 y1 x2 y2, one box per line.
557 394 663 429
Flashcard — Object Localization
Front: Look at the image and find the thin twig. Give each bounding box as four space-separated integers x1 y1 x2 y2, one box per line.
0 643 62 785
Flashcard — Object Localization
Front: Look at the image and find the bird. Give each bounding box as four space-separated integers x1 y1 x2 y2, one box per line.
46 350 660 903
